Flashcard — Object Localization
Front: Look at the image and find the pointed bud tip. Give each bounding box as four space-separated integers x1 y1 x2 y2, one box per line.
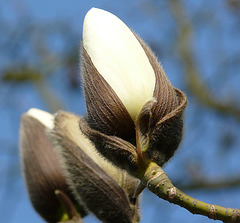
26 108 54 129
82 8 156 122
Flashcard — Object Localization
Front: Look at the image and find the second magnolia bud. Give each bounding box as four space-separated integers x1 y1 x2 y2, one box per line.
20 109 86 222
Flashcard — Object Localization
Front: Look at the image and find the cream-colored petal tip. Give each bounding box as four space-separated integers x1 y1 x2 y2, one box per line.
84 7 113 22
86 7 102 14
83 8 125 44
27 108 54 129
82 8 156 122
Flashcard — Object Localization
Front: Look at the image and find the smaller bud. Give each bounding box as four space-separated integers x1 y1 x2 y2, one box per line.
20 108 87 222
50 111 140 223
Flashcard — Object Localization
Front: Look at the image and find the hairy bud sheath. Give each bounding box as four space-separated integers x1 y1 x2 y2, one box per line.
20 109 86 222
49 111 140 223
20 108 140 223
81 8 187 176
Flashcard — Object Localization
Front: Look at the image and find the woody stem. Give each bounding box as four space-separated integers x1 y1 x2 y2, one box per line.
141 162 240 222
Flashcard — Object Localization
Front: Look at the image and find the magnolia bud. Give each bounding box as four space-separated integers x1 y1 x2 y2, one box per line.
50 111 140 223
20 109 87 222
80 8 187 175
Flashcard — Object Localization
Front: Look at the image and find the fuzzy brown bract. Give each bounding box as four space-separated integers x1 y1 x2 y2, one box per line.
50 111 140 223
20 114 87 222
80 32 187 177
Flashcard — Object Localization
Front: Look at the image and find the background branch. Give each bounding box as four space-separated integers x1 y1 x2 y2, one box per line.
177 177 240 191
169 0 240 121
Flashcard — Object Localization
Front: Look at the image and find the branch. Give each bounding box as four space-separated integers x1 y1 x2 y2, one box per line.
33 79 63 113
169 0 240 121
176 177 240 191
141 162 240 222
2 67 63 113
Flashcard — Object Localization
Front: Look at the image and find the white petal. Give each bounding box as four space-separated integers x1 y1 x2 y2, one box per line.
83 8 155 122
27 108 54 129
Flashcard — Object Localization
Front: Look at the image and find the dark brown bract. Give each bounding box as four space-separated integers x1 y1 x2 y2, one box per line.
81 31 187 177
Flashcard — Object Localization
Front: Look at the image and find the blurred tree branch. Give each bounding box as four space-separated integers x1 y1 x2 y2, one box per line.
2 67 63 113
169 0 240 121
176 176 240 191
1 18 81 113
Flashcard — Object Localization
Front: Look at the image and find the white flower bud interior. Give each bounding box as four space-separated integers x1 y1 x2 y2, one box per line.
83 8 156 122
27 108 54 129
